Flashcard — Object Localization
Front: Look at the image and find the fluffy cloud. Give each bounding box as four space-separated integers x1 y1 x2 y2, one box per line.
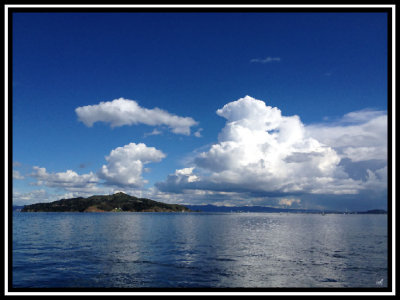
98 142 166 188
305 109 388 197
26 142 166 201
30 167 100 193
75 98 198 135
156 96 387 203
13 189 50 205
306 109 387 162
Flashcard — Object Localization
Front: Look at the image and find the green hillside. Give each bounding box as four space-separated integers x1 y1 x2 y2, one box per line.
21 192 192 212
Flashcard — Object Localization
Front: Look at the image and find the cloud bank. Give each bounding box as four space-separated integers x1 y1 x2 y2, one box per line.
29 142 166 194
156 96 387 206
22 95 387 210
76 98 198 135
30 167 100 193
306 109 387 162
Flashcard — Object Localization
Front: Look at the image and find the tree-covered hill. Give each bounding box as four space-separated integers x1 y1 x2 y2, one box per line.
21 192 192 212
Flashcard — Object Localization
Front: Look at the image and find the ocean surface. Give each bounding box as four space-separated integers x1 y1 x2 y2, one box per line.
12 212 388 289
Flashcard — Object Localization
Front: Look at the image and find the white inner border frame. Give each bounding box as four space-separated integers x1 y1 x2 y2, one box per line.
4 4 396 296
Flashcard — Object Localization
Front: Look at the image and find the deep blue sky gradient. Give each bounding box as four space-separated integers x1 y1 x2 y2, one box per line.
12 11 389 209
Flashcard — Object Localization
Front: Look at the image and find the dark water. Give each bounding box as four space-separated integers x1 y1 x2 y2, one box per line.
12 212 388 288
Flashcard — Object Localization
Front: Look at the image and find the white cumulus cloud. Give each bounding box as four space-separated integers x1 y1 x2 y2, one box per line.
195 96 342 193
75 98 198 135
27 142 166 197
30 167 100 193
98 142 166 188
156 96 387 201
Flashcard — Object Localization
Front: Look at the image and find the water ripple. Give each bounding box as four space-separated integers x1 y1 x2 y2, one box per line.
12 212 388 288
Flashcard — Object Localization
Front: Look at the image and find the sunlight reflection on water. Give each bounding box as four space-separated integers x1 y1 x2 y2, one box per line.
13 212 388 288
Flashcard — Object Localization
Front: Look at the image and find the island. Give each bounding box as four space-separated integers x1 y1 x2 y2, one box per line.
21 192 192 213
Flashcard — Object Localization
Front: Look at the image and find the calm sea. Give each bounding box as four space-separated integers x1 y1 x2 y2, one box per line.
12 212 388 289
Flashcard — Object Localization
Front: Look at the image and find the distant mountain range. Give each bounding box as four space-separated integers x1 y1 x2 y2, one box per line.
185 205 387 214
185 204 321 213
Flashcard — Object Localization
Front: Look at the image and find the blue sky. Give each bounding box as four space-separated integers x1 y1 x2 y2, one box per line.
11 11 389 211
